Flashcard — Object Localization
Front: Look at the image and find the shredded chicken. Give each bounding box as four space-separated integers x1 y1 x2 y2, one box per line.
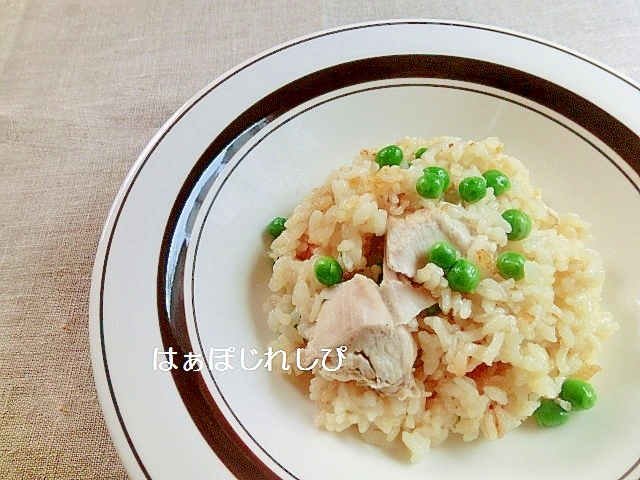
379 263 436 325
302 208 474 393
386 209 472 278
304 258 436 393
303 274 419 392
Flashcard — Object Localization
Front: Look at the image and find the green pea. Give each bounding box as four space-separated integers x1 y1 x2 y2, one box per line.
482 169 511 196
423 166 451 190
428 241 458 269
314 256 343 286
422 303 442 316
533 398 570 427
502 209 533 241
459 176 487 203
415 147 428 159
267 217 287 237
416 172 446 199
496 251 526 280
375 145 404 167
559 378 597 411
445 258 480 293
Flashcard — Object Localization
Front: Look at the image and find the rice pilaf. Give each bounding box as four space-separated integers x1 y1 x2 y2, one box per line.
265 136 617 462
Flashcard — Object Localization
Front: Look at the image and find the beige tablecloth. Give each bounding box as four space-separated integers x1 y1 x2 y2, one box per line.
1 1 638 478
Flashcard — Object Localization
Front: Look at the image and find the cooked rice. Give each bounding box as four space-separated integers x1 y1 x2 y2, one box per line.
265 136 617 462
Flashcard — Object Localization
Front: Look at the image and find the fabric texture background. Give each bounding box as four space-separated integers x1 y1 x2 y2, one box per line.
0 1 638 478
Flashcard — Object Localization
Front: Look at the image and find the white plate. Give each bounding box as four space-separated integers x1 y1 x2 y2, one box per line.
90 20 640 480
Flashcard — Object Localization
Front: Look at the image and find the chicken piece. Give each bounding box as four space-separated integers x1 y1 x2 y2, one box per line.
323 326 416 392
379 262 437 325
386 209 472 278
303 274 417 392
385 210 445 278
304 274 393 356
434 211 473 252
